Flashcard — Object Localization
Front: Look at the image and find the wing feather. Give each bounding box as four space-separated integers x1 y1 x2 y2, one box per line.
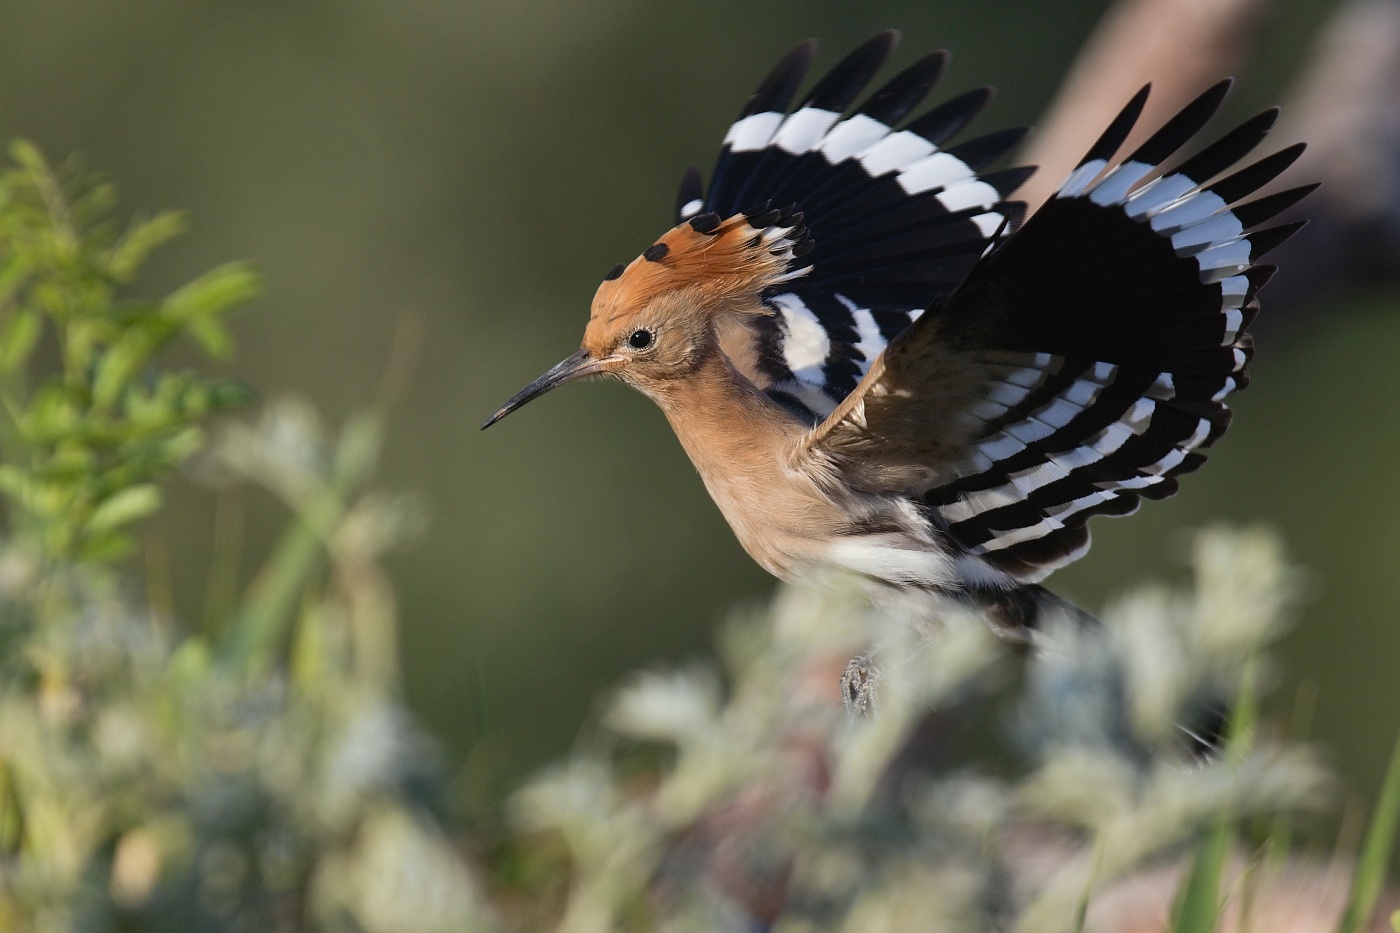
802 84 1311 582
686 35 1032 425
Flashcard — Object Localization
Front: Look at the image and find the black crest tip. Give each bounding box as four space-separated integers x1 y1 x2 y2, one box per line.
688 211 722 234
746 207 782 228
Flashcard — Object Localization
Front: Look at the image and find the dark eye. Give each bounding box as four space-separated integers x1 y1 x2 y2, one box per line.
627 329 654 350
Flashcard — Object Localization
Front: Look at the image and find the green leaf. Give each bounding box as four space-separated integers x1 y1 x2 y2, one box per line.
0 139 246 560
85 484 162 537
78 530 135 562
91 333 154 409
206 379 257 411
159 426 204 464
1172 823 1231 933
0 308 40 373
22 386 80 442
161 262 260 358
0 760 19 853
1172 658 1259 932
8 139 48 178
1340 731 1400 933
0 465 28 501
104 210 186 281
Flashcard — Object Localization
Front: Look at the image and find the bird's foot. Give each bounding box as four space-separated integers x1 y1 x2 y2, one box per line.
840 655 880 717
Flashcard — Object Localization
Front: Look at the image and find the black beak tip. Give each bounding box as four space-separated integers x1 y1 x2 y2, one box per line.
480 348 596 434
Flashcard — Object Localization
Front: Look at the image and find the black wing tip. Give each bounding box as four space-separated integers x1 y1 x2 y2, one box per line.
873 28 901 50
1218 105 1283 143
1169 106 1287 189
1191 77 1237 124
1231 183 1319 228
1249 220 1307 260
853 48 949 124
904 86 995 147
1123 83 1153 116
1129 78 1235 166
1079 83 1152 167
1246 263 1277 291
1205 76 1236 102
1209 142 1309 204
743 39 819 117
801 30 902 111
908 48 951 79
947 126 1029 171
773 38 820 74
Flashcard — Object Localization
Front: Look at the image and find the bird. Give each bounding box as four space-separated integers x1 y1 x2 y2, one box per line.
482 31 1312 634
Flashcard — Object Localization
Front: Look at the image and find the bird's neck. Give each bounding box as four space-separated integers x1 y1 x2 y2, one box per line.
651 348 801 472
645 348 846 580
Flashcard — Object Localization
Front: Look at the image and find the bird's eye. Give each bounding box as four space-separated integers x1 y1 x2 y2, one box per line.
627 329 654 350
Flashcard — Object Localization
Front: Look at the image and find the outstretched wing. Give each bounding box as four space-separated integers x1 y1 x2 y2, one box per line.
807 81 1312 583
682 32 1033 423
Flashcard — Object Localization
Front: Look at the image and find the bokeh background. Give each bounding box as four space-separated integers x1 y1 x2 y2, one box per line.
0 0 1390 815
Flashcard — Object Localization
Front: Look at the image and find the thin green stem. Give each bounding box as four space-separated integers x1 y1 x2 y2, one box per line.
1338 731 1400 933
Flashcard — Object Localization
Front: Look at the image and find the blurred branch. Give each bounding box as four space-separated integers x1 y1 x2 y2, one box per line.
218 405 385 673
219 313 422 674
1021 0 1400 320
1284 0 1400 225
1018 0 1270 211
1268 0 1400 313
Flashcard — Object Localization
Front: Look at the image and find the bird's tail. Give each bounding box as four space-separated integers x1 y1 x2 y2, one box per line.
961 582 1101 642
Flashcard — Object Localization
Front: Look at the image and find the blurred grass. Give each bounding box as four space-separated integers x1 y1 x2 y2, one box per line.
0 0 1389 821
1341 733 1400 933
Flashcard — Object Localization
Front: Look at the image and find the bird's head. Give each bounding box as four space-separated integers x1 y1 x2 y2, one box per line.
482 208 811 428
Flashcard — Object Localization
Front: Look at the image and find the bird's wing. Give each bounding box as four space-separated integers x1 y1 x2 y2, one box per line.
803 81 1313 583
681 32 1033 423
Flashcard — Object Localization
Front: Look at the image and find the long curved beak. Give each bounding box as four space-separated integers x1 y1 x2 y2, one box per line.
481 349 609 429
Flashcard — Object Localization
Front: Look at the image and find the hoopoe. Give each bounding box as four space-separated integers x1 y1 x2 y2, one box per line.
483 32 1311 632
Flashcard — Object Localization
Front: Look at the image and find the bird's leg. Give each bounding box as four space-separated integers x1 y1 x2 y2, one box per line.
839 584 1104 718
840 654 880 718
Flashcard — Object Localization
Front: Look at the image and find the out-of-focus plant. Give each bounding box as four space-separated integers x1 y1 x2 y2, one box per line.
0 141 254 563
0 136 1393 933
0 141 496 932
501 529 1377 932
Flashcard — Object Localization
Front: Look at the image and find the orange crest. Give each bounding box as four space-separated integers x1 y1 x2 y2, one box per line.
590 210 813 326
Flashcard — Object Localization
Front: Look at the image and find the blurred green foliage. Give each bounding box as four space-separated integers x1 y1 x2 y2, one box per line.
0 141 253 562
0 144 494 932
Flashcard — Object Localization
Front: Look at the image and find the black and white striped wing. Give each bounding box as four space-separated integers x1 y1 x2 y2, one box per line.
922 82 1311 582
810 82 1311 584
683 32 1033 423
